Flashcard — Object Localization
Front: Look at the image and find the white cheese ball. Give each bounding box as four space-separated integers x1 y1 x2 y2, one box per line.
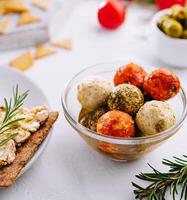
136 100 176 136
77 76 113 110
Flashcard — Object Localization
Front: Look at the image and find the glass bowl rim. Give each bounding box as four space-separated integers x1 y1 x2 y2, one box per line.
61 61 187 145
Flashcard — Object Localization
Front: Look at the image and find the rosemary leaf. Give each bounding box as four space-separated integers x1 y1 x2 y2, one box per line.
132 156 187 200
0 133 18 147
0 85 29 146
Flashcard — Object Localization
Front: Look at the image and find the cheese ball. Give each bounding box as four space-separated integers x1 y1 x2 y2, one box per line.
97 111 135 138
136 100 176 136
143 69 180 100
77 76 113 110
107 84 144 116
79 106 108 131
114 63 147 88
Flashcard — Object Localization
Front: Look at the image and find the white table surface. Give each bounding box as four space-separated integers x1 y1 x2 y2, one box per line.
0 1 187 200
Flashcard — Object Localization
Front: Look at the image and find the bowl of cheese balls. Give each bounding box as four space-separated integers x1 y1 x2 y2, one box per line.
62 62 187 161
151 5 187 68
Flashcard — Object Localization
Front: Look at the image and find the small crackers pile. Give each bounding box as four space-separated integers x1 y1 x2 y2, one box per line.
9 39 73 71
0 0 51 34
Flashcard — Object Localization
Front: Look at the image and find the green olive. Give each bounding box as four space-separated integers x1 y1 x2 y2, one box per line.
184 7 187 17
184 19 187 29
157 15 170 29
162 18 183 38
168 5 187 21
182 29 187 39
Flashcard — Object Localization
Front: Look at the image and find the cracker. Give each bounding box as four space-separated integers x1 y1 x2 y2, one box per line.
17 12 40 26
4 0 28 14
35 45 56 59
51 39 72 50
0 18 10 34
32 0 51 11
9 52 34 71
0 112 59 187
0 0 7 15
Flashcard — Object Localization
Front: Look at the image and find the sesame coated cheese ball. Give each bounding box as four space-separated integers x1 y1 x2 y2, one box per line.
136 100 176 136
77 76 113 110
107 84 144 116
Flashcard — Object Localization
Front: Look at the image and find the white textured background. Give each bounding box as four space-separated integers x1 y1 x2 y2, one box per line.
0 1 187 199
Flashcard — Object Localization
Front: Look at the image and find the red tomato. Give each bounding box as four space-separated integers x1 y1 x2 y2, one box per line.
156 0 186 10
97 0 125 30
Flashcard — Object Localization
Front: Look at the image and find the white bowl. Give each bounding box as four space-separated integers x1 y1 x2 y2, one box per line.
0 66 52 176
150 9 187 68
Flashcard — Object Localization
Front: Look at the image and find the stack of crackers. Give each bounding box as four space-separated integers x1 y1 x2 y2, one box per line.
0 0 73 72
0 0 52 50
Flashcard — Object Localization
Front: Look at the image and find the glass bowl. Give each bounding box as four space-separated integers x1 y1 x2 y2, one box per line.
62 62 187 161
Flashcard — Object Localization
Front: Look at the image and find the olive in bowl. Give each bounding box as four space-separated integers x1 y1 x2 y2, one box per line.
150 6 187 68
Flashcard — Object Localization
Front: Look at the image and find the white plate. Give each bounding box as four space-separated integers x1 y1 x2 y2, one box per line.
0 66 51 175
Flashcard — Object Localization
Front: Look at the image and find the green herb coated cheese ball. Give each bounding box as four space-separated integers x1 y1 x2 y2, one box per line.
107 84 144 116
136 100 176 136
79 106 108 131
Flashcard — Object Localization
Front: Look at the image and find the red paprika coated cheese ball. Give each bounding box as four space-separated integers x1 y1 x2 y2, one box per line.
97 110 135 138
114 63 147 88
143 68 180 101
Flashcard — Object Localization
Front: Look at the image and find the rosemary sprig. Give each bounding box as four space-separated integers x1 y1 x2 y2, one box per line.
0 133 18 147
132 156 187 200
0 85 29 147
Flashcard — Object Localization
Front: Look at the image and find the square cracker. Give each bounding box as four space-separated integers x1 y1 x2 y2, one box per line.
51 39 72 50
32 0 51 11
17 12 40 26
0 0 7 15
4 0 28 14
0 112 59 187
9 52 34 71
0 18 10 34
35 45 56 59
